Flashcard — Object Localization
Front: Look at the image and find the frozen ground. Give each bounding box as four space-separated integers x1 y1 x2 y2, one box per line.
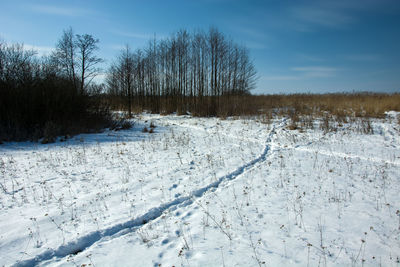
0 113 399 266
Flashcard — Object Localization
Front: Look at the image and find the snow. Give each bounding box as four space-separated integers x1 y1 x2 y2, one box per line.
1 113 399 266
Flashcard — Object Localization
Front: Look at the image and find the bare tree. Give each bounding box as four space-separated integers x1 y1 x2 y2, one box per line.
106 45 135 117
121 45 135 117
106 27 257 115
75 34 102 95
53 27 77 91
53 29 102 95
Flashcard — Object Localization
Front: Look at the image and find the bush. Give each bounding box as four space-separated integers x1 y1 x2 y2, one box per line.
110 118 133 131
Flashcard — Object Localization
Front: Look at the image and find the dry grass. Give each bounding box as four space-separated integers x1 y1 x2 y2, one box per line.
236 93 400 118
109 93 400 132
246 93 399 133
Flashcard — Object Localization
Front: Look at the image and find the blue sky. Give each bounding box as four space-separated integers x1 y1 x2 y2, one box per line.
1 0 399 94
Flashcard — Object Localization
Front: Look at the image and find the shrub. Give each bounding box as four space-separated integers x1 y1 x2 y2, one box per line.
110 118 133 131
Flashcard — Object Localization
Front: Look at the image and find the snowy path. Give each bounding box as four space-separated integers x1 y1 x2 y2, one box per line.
292 145 400 166
14 119 285 266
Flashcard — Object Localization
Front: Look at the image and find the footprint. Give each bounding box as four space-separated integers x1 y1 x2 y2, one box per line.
184 211 192 218
169 184 178 191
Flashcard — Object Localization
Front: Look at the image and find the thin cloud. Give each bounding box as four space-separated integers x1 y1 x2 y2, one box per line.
234 26 270 40
292 66 338 78
227 25 271 50
292 66 337 72
344 54 381 62
291 5 355 28
262 66 338 81
92 72 107 84
0 33 9 42
262 75 301 81
245 41 268 50
326 0 400 12
297 54 324 62
29 4 90 17
24 44 54 56
110 44 126 51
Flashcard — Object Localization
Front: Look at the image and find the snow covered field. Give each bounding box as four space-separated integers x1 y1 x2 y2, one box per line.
1 113 399 266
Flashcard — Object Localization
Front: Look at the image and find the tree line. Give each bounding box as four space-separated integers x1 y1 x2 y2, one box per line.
106 28 257 116
0 28 110 142
0 27 257 142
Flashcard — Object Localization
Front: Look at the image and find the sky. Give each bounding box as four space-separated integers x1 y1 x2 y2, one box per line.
1 0 399 94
